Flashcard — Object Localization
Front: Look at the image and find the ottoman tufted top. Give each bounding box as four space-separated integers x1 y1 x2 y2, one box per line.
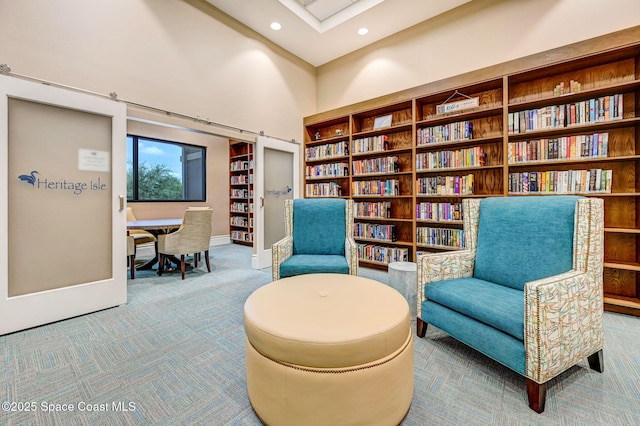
244 273 410 368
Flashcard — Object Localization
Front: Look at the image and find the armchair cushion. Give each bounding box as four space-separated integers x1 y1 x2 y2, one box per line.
292 199 346 256
424 277 524 341
474 196 578 291
279 254 349 278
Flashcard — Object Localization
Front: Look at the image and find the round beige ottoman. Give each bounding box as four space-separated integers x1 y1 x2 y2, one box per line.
244 273 413 426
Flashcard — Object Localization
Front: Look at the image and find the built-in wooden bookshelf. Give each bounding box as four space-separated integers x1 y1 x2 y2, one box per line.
303 26 640 316
229 141 253 246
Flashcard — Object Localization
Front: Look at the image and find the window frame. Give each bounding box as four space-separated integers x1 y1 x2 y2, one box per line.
127 134 207 202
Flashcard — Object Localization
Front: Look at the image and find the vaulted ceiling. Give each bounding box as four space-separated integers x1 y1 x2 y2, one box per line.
205 0 474 66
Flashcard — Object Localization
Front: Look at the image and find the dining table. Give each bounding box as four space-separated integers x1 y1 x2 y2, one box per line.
127 218 183 271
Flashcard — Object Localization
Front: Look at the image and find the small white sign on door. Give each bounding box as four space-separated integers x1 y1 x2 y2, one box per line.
78 149 110 172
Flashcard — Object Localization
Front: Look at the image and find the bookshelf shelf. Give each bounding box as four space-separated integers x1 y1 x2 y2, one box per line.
303 29 640 315
604 262 640 272
229 141 254 247
416 244 464 251
605 227 640 234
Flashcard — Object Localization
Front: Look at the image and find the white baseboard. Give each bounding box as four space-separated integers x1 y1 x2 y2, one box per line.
136 234 231 258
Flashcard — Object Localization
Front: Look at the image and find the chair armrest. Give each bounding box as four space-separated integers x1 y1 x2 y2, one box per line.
416 250 475 318
524 269 604 383
417 250 475 285
345 236 358 276
272 236 293 281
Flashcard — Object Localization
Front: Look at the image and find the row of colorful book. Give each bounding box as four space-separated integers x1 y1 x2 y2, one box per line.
230 202 251 213
352 156 400 175
507 168 612 194
352 135 390 154
305 182 343 197
417 120 473 146
230 216 249 227
305 141 348 161
508 94 623 134
416 146 486 170
230 189 251 199
354 201 392 218
351 179 400 196
507 132 609 163
416 202 463 221
416 174 474 196
354 223 397 242
230 160 253 171
305 162 349 178
231 230 253 242
230 174 253 185
357 244 409 264
416 227 465 248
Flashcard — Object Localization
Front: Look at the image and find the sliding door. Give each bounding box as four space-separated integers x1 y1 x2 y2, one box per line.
253 136 299 269
0 75 127 335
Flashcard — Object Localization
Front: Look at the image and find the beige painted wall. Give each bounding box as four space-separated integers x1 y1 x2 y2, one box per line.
0 0 316 238
316 0 640 111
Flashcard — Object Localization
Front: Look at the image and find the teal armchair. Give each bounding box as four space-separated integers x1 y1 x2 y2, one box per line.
417 196 604 413
272 198 358 281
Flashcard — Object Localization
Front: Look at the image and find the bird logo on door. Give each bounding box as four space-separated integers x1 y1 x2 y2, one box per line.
18 170 39 186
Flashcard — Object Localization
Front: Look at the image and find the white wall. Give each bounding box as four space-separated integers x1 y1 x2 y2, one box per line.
316 0 640 111
0 0 316 142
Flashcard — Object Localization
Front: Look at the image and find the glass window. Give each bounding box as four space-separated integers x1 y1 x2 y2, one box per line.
127 135 206 201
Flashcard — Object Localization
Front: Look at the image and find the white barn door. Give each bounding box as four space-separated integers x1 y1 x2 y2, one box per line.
252 136 299 269
0 75 127 335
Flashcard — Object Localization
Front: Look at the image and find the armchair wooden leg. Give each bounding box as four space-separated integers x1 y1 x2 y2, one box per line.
204 250 211 272
526 379 547 413
180 255 186 280
417 318 427 337
588 349 604 373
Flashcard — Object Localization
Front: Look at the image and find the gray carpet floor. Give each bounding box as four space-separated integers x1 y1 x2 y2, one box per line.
1 243 639 425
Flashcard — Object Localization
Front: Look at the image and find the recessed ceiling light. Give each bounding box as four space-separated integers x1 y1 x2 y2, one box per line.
357 27 369 36
271 22 282 31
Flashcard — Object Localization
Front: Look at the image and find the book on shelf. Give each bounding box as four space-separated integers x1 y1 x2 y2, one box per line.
352 156 400 175
509 168 612 194
416 174 474 196
416 227 465 249
354 223 397 242
357 244 408 264
508 133 608 163
508 94 623 135
305 182 342 197
417 120 473 145
352 135 390 154
355 201 392 218
351 179 399 196
305 141 348 161
305 162 349 178
416 146 486 170
416 202 464 221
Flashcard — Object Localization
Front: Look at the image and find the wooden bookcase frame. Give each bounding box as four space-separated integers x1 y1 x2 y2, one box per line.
303 26 640 316
229 141 254 246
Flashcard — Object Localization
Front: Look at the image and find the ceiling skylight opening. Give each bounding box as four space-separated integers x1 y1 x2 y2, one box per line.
279 0 384 34
270 22 282 30
357 27 368 36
